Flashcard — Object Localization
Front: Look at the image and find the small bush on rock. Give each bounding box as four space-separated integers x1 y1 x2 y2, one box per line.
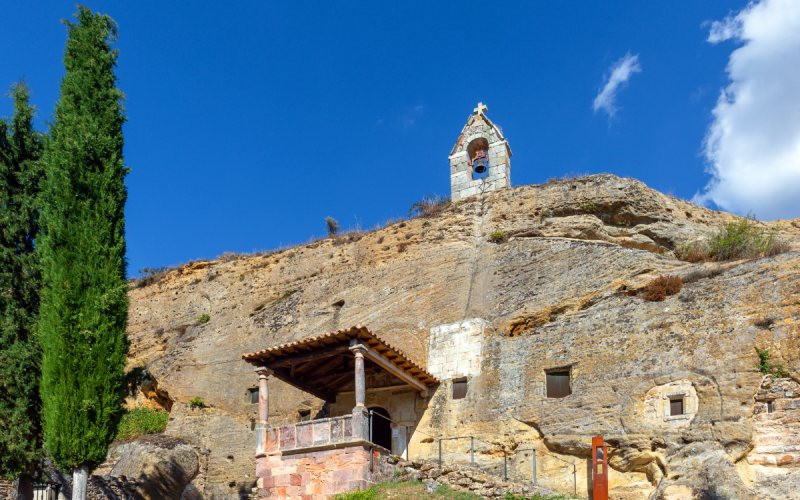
676 218 788 262
756 348 788 378
709 218 787 260
675 240 711 263
325 216 340 237
116 407 169 441
196 313 210 325
641 276 683 302
489 230 508 243
189 396 205 409
134 266 170 288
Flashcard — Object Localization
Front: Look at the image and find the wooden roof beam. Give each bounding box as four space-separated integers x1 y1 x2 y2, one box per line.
351 341 428 396
270 369 336 402
268 344 350 368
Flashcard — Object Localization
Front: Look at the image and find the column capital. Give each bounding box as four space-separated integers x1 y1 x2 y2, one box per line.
349 343 367 357
255 366 273 378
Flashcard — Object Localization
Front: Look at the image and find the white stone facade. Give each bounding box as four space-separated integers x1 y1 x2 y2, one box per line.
643 379 698 428
427 318 486 380
449 103 511 201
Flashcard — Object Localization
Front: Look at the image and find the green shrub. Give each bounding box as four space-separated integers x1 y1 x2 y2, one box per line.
757 347 771 374
677 218 788 262
773 365 789 378
708 218 786 260
334 481 570 500
196 314 210 325
489 230 508 243
409 195 451 218
189 396 205 409
756 347 788 378
333 488 377 500
116 407 169 441
434 484 479 499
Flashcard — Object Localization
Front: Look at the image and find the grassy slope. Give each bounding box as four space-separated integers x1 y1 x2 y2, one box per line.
333 480 574 500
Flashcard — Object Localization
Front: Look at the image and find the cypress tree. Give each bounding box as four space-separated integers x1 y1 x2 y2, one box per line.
0 83 45 483
38 7 128 496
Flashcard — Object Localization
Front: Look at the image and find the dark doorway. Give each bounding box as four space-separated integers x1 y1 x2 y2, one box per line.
369 407 392 451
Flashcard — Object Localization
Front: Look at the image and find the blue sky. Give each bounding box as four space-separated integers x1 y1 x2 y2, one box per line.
3 1 798 277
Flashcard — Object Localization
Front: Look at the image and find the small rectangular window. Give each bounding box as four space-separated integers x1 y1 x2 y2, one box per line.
546 370 571 398
247 387 259 404
670 397 684 416
767 401 775 413
298 409 311 421
452 378 468 399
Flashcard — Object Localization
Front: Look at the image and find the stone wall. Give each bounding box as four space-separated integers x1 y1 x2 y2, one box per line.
393 457 556 498
427 318 485 380
449 147 511 201
0 479 16 500
739 376 800 498
255 445 394 499
264 414 357 454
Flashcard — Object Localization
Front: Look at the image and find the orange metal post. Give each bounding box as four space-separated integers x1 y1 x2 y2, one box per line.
591 436 608 500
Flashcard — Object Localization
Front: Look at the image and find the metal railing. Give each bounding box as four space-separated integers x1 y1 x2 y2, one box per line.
33 483 60 500
367 409 579 496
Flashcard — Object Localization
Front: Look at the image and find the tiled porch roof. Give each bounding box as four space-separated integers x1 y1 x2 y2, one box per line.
242 325 438 400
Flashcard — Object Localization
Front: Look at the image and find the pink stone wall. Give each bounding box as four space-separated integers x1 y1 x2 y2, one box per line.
749 377 800 467
0 479 17 500
256 445 394 499
264 414 357 454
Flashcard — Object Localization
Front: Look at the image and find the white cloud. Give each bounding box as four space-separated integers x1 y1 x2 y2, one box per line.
400 104 424 128
592 53 641 117
696 0 800 220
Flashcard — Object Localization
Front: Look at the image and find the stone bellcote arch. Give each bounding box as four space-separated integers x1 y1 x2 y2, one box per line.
449 102 512 201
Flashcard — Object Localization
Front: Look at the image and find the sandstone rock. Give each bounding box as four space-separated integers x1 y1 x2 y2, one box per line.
105 435 200 500
123 175 800 497
456 477 472 487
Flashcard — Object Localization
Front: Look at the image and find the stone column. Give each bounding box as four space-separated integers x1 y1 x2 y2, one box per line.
255 367 272 456
350 345 366 407
349 344 369 441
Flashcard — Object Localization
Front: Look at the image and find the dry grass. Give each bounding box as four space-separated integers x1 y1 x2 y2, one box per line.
409 195 451 218
132 266 171 288
676 218 789 262
641 275 683 302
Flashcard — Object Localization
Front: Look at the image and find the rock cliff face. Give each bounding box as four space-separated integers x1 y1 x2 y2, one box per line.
125 175 800 498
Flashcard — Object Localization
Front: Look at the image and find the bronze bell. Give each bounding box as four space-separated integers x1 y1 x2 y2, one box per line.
473 158 488 174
